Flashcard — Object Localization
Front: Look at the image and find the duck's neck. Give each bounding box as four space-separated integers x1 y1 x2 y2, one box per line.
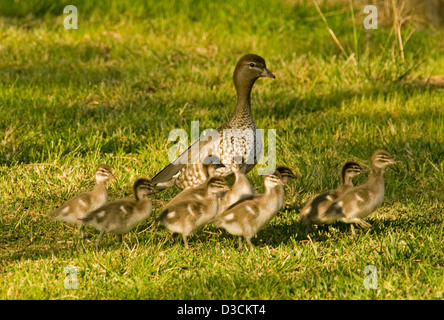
342 174 354 187
222 78 256 129
235 85 252 110
367 167 385 190
263 186 281 207
258 186 282 223
136 196 151 211
93 180 107 194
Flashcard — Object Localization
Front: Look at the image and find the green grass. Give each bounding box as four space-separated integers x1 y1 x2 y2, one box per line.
1 0 443 300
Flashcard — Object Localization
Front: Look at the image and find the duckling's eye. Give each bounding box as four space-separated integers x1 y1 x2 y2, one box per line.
249 63 255 68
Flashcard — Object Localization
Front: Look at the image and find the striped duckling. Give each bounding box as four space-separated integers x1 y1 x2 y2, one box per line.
156 177 230 249
47 164 115 239
214 173 285 250
300 161 365 234
322 150 396 235
80 178 156 250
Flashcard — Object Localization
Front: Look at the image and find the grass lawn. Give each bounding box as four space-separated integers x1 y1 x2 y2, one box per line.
1 0 443 300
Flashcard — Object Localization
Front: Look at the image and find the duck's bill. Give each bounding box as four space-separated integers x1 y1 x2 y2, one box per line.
262 67 275 79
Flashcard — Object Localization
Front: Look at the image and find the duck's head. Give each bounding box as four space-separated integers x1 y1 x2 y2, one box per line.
95 164 116 183
133 178 157 200
233 54 275 95
371 150 396 169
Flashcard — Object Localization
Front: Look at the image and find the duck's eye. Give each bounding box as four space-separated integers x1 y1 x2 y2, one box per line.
249 63 255 68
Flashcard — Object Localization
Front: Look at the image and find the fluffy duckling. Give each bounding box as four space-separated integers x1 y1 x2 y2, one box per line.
80 178 156 250
214 174 285 250
156 177 230 249
322 150 396 235
48 164 115 239
274 166 299 209
217 163 255 214
300 162 365 234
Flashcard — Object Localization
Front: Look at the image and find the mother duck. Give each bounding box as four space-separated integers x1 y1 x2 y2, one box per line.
152 54 275 190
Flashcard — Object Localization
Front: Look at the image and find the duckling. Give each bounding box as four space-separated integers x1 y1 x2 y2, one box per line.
163 159 225 211
214 174 285 250
47 164 115 239
322 150 396 235
300 161 365 234
156 177 230 249
217 162 255 214
152 54 275 191
274 166 299 209
80 178 156 250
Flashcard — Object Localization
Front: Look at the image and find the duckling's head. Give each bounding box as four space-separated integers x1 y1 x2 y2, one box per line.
274 166 299 184
207 177 230 198
372 150 396 169
233 54 275 95
342 162 366 179
264 174 285 190
95 164 115 183
133 178 157 200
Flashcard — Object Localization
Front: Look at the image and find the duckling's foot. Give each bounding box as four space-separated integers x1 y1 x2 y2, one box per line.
352 218 372 230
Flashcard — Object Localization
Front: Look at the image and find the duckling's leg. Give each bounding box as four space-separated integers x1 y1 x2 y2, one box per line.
238 236 243 250
303 221 312 235
350 224 356 237
245 237 254 251
340 218 372 235
117 234 123 243
182 234 189 249
95 230 105 251
342 217 371 228
78 224 86 240
300 215 312 235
